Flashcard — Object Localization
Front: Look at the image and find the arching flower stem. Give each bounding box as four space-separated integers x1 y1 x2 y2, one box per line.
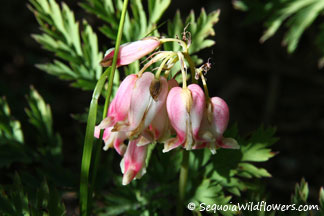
177 52 188 88
138 51 173 76
183 53 198 85
155 53 177 78
160 38 188 52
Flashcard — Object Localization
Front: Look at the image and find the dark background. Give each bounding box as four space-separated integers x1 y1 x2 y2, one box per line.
1 0 323 204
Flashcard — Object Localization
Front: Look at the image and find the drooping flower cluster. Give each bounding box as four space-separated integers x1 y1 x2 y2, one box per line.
94 36 239 185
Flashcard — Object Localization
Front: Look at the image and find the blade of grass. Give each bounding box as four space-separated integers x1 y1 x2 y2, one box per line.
80 0 129 215
80 67 110 215
90 0 130 192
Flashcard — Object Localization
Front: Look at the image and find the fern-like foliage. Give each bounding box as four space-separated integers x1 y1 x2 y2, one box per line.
0 87 64 178
29 0 103 90
0 173 65 216
91 125 278 216
81 0 171 42
233 0 324 67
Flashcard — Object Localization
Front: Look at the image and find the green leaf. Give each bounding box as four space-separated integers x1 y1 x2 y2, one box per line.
47 182 65 216
238 0 324 54
291 178 309 204
238 163 271 178
29 0 103 89
148 0 171 24
0 97 24 144
320 187 324 214
241 126 278 162
25 87 62 158
166 8 220 55
80 68 110 215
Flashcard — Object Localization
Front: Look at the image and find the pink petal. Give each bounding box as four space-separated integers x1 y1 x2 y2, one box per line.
116 72 168 139
164 87 189 152
121 137 148 185
188 84 205 138
111 74 138 122
210 97 229 136
100 37 161 67
149 79 177 141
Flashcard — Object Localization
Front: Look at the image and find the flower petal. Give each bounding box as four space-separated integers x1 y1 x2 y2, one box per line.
121 137 148 185
164 87 189 152
112 74 138 122
210 97 229 136
101 37 161 67
188 84 205 138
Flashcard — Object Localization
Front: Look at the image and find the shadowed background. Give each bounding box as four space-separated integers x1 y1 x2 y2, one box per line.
1 0 323 206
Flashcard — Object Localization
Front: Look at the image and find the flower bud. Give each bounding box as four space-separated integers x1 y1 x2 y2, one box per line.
100 37 161 67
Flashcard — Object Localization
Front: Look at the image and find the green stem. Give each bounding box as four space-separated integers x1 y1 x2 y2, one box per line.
80 68 110 216
80 0 129 215
90 0 129 192
160 38 188 52
155 53 175 78
177 150 189 216
183 53 197 84
177 52 187 88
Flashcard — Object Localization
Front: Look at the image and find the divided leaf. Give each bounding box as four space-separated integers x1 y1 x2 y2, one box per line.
29 0 103 89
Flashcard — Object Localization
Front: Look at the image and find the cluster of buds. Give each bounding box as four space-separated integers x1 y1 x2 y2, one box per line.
94 36 239 185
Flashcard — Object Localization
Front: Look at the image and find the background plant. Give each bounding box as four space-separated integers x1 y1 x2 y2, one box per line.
0 0 323 215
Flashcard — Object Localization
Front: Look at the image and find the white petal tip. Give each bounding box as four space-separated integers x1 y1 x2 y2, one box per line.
122 170 136 185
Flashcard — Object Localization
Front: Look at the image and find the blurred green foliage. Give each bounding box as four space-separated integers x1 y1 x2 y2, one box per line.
0 0 323 215
233 0 324 67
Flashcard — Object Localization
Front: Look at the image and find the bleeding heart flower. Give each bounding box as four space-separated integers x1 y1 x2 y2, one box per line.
150 79 178 142
164 84 205 152
94 74 137 155
196 97 239 154
120 136 149 185
113 72 168 140
100 37 161 67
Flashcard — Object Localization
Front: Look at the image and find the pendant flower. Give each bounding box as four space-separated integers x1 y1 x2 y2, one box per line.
93 34 240 185
94 74 137 155
120 136 149 185
100 37 161 67
150 79 178 142
113 72 168 140
164 84 205 152
197 97 239 154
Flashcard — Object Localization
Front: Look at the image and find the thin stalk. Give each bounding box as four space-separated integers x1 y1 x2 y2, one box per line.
90 0 129 192
183 53 197 84
177 52 187 88
80 68 110 216
155 53 175 78
200 72 210 99
160 38 188 52
80 0 129 215
177 150 189 216
138 51 172 76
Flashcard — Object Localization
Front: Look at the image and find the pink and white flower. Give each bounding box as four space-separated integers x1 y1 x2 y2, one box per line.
150 79 178 142
120 136 149 185
164 84 205 152
100 37 161 67
196 97 239 154
113 72 168 140
94 74 137 155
